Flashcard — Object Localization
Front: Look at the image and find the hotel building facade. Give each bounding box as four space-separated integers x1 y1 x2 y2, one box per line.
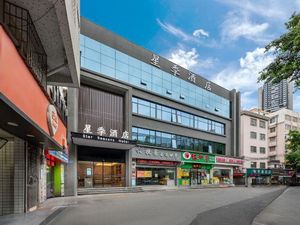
66 18 242 195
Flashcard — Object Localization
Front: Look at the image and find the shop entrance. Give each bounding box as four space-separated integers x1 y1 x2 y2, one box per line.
78 161 125 187
190 169 201 185
77 146 126 188
27 144 39 211
178 163 212 186
190 169 209 185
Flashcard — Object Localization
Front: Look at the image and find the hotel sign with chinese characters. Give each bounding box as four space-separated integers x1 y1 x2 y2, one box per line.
71 132 136 145
149 53 214 93
82 124 129 139
132 147 181 162
181 151 215 164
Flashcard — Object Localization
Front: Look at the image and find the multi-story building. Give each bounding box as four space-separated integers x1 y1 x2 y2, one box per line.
66 18 242 195
0 0 80 215
240 110 269 169
258 79 293 112
267 108 300 168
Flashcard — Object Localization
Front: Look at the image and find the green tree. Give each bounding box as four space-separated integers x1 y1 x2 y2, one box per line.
259 13 300 88
285 130 300 170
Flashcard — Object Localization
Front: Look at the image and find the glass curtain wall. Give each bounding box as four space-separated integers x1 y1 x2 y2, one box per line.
80 35 230 118
132 97 225 135
132 127 225 155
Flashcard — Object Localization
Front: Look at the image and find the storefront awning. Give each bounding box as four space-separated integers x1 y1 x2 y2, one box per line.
233 173 244 177
71 132 137 150
48 150 68 163
0 93 64 151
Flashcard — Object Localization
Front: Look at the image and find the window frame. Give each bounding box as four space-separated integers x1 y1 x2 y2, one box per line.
259 147 266 154
259 120 266 128
250 131 257 139
250 146 257 153
250 118 257 126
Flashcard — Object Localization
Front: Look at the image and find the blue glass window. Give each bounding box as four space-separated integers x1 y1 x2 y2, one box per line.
116 51 128 63
132 127 225 155
80 35 231 118
132 97 225 135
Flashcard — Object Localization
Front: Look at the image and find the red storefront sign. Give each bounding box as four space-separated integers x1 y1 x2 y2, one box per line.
0 26 67 149
45 152 56 167
216 156 243 165
136 159 179 166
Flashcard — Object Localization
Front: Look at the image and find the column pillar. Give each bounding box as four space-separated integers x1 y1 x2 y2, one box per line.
65 87 78 196
126 149 132 187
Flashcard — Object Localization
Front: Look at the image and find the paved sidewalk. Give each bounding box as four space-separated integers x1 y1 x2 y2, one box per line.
252 187 300 225
0 196 78 225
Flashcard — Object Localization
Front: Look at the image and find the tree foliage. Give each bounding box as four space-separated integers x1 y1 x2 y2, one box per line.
285 130 300 169
259 13 300 89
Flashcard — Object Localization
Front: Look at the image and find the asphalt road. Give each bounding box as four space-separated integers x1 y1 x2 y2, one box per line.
48 187 285 225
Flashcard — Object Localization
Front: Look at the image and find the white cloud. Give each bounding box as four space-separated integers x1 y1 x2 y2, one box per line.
167 47 217 70
221 12 270 43
193 29 209 37
168 48 198 69
218 0 300 21
240 91 257 110
156 19 219 48
218 1 300 44
156 19 192 41
212 47 275 109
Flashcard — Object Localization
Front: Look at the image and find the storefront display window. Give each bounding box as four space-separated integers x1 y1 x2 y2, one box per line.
213 169 232 184
136 167 175 186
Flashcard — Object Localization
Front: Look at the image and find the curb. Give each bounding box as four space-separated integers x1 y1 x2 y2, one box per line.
39 207 67 225
77 185 235 195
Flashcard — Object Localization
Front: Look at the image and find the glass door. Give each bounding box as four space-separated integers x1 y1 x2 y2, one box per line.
197 170 202 184
103 162 112 187
190 169 198 185
78 161 126 187
46 166 54 197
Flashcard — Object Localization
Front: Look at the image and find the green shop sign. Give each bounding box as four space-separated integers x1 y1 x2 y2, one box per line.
180 163 213 170
247 168 272 177
181 151 215 164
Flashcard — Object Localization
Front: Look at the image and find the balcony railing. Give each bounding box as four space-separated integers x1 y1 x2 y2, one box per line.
3 1 47 87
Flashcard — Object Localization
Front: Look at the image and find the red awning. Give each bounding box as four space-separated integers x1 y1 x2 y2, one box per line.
233 173 244 177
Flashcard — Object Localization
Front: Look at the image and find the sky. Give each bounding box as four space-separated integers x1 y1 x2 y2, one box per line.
81 0 300 112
